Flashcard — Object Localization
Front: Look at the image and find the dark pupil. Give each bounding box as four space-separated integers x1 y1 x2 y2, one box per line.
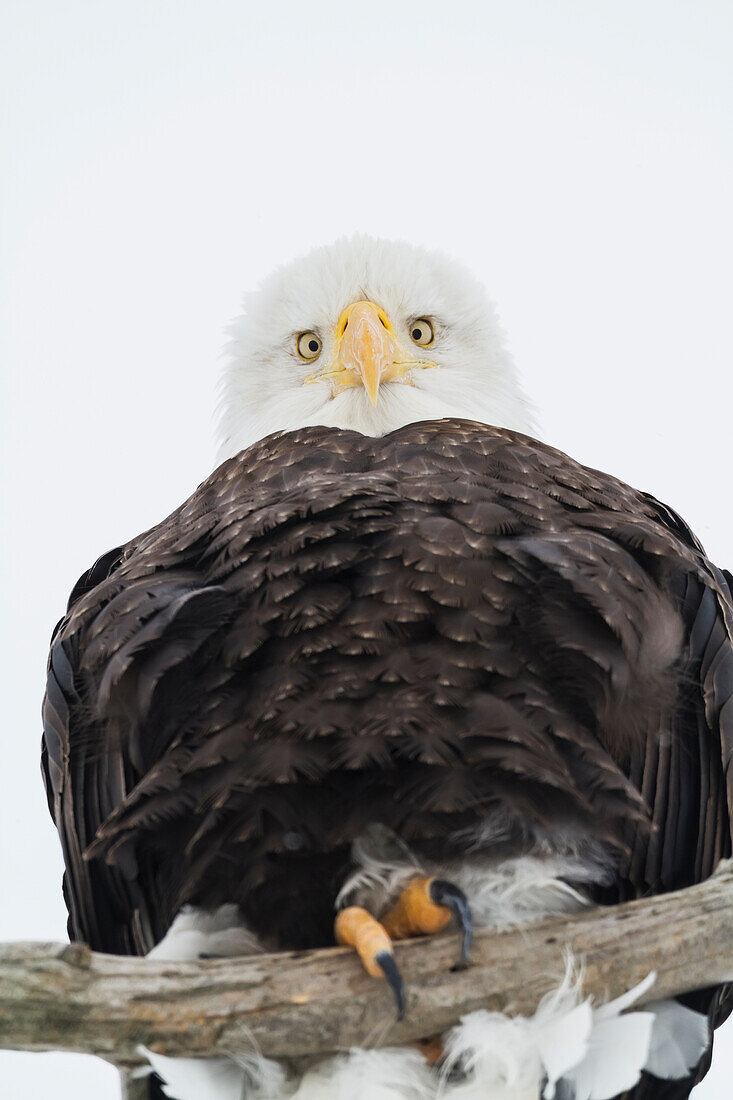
308 339 319 353
412 327 423 341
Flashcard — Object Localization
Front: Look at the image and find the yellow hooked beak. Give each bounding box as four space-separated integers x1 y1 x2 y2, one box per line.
304 300 435 406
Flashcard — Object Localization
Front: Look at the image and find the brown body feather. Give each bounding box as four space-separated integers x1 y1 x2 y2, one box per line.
41 420 733 1096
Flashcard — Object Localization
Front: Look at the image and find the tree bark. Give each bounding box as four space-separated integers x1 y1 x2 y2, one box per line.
1 862 732 1069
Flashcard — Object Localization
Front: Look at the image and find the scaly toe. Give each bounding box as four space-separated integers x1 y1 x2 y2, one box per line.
381 875 473 971
335 906 407 1019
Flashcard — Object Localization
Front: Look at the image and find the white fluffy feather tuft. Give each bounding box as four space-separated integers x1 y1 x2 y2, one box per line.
449 854 608 931
294 1049 433 1100
336 826 613 931
216 235 537 459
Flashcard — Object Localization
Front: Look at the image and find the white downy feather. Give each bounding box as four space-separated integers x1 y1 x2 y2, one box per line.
449 855 607 931
441 1010 550 1100
337 824 613 931
293 1049 433 1100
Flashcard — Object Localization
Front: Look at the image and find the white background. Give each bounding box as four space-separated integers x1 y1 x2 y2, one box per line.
1 2 731 1097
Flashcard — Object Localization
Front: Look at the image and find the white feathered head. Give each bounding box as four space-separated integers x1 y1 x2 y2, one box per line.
217 236 536 459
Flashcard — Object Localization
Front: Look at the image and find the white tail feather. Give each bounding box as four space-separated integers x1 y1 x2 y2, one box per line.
644 1000 710 1080
142 1052 254 1100
562 1012 655 1100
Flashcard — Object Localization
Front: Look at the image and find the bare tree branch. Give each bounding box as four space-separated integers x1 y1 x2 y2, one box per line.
1 862 732 1070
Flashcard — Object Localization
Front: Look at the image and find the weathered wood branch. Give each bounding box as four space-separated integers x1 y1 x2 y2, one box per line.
2 862 733 1069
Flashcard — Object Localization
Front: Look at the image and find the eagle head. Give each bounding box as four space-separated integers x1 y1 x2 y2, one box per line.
216 236 536 460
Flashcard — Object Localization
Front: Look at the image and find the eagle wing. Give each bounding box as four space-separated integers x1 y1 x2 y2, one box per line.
41 546 170 953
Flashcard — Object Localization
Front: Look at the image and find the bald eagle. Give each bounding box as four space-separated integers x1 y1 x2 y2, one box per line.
42 238 733 1100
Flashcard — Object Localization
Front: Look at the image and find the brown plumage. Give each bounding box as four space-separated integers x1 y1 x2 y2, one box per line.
42 419 733 1095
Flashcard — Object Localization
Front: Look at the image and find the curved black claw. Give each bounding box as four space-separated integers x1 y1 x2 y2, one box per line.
375 949 407 1020
429 879 473 971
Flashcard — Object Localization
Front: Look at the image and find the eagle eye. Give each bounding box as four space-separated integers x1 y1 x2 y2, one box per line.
297 331 322 361
410 318 434 347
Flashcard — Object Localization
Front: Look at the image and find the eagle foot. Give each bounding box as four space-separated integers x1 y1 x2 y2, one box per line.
334 877 472 1021
381 875 473 971
334 906 407 1019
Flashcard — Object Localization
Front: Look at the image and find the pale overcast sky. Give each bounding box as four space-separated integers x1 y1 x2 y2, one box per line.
1 2 731 1097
